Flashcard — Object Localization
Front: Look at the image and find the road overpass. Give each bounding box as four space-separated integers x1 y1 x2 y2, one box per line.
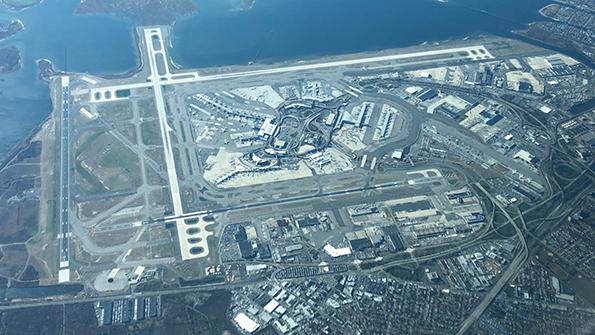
456 183 528 335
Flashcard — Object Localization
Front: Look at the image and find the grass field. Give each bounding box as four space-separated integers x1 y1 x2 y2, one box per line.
75 131 142 193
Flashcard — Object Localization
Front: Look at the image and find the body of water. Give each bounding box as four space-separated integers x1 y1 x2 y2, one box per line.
0 0 136 157
172 0 549 67
0 0 549 159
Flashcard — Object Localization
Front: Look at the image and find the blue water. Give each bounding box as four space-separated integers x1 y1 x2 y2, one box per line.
0 0 136 157
0 0 548 159
172 0 548 67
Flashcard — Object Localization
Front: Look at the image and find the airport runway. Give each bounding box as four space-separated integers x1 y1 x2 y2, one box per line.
142 28 211 260
58 76 71 283
89 40 494 102
194 45 493 82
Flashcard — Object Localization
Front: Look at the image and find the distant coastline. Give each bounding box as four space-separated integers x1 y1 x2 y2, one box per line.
74 0 197 25
515 1 595 65
1 0 42 11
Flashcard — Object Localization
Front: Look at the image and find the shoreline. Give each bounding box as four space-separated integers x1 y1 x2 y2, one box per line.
97 27 145 81
1 0 43 12
512 26 595 70
0 29 578 164
519 2 595 66
0 114 48 171
1 1 591 164
171 34 542 77
42 25 145 83
0 31 499 165
538 4 560 21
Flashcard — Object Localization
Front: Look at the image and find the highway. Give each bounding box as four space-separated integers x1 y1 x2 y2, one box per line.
456 182 528 335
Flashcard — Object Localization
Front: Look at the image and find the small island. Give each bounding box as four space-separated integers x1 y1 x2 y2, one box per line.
0 46 21 75
0 19 24 41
